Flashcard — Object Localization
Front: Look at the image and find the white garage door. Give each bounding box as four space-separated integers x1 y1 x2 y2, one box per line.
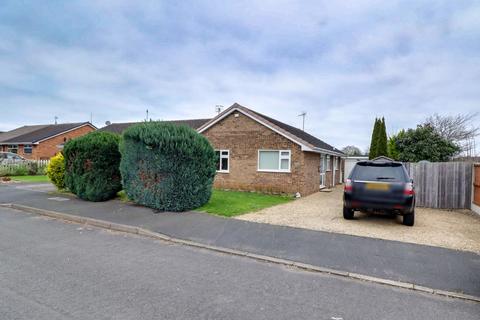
344 157 368 182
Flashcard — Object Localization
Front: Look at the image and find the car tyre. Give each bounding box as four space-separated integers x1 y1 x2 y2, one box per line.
343 206 354 220
402 211 415 226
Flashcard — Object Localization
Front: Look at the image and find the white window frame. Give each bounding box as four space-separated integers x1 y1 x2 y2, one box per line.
326 155 331 171
257 149 291 173
215 149 230 173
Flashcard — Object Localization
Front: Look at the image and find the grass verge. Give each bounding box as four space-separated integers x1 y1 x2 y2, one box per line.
10 175 50 183
197 189 292 217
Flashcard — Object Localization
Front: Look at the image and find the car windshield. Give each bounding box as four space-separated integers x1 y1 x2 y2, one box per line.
352 163 406 182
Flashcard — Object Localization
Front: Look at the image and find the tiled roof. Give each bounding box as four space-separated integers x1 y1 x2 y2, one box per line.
0 125 49 143
0 123 94 144
99 103 344 156
99 119 211 134
248 108 342 154
199 103 344 155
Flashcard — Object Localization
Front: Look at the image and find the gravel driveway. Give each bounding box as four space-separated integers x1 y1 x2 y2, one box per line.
237 187 480 253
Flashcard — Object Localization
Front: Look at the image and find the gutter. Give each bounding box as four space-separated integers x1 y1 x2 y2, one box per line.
302 145 346 157
0 142 37 145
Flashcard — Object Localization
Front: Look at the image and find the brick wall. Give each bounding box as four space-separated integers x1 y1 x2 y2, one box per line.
16 125 95 160
202 112 344 196
302 151 321 195
203 112 308 195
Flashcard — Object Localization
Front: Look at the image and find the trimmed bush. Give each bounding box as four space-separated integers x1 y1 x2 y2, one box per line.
64 131 122 201
120 122 216 212
36 164 47 175
26 161 38 175
46 153 66 190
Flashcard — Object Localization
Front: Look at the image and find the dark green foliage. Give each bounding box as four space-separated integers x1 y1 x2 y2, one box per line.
120 121 217 212
376 117 388 157
369 117 388 159
64 131 122 201
368 118 380 159
389 125 460 162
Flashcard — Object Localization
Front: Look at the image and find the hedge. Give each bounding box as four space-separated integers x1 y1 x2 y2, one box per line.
120 121 216 211
64 131 122 201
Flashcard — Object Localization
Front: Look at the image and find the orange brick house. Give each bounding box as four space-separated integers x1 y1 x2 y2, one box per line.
101 103 345 196
0 122 96 160
198 104 345 195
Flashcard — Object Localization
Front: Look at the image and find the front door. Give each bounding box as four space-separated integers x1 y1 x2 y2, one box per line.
320 154 326 188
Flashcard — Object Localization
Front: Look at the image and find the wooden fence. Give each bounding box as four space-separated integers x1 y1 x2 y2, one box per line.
0 160 50 176
474 164 480 207
404 162 472 209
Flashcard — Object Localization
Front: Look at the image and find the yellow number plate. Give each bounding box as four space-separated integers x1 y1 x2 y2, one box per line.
365 183 390 191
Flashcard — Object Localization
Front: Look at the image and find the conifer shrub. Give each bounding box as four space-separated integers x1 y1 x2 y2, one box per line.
64 131 122 201
120 122 216 212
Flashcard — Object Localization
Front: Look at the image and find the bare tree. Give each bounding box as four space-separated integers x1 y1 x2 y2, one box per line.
341 145 363 156
424 113 479 156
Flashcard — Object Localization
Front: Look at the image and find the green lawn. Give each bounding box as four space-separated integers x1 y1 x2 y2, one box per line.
10 175 50 183
43 186 290 216
197 190 292 217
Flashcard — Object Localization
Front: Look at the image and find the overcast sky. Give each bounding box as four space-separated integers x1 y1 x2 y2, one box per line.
0 1 479 151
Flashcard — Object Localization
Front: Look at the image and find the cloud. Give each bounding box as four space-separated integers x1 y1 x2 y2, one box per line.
0 0 479 153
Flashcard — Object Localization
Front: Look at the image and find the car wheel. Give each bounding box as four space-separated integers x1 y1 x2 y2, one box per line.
402 211 415 226
343 206 354 220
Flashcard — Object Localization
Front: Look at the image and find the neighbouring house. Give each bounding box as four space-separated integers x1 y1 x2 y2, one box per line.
100 103 345 195
0 122 96 160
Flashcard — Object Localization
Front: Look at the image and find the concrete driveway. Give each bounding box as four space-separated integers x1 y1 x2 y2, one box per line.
237 187 480 253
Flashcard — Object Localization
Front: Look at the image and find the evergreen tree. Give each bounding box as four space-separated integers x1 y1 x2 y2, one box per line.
368 118 380 159
387 135 399 160
394 125 460 162
376 117 388 157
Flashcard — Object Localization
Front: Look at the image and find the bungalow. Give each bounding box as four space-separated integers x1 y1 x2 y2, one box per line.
101 103 345 196
0 122 96 160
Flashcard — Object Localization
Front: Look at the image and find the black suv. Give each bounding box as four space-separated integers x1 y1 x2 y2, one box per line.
343 159 415 226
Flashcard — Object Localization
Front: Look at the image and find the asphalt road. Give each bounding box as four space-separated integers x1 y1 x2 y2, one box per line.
1 207 479 320
1 183 479 296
